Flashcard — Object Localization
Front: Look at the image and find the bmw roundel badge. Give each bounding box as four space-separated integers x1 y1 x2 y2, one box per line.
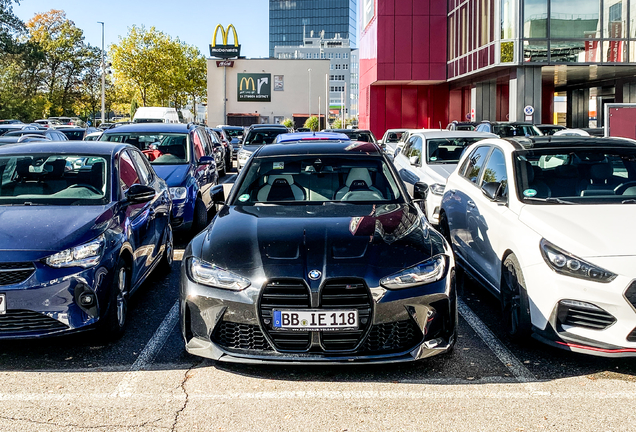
308 270 322 280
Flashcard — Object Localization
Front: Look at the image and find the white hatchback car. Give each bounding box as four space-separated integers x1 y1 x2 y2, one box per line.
393 130 496 225
439 135 636 356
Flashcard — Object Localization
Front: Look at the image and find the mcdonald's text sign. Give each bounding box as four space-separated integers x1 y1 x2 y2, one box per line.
237 73 271 102
210 24 241 59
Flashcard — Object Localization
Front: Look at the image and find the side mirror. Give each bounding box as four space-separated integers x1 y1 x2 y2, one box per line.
210 184 225 203
198 155 214 165
409 155 420 166
413 182 429 200
482 181 504 201
126 184 155 204
385 153 394 163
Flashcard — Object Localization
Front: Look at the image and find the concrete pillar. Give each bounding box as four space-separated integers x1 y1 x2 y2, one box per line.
566 88 589 128
510 67 542 124
474 80 497 122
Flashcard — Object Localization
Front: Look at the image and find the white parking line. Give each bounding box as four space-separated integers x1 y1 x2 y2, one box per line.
110 300 180 397
458 298 536 384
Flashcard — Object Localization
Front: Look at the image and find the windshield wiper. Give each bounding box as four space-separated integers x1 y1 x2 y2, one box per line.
524 197 575 204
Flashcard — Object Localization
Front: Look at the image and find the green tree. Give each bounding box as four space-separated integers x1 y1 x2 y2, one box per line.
0 0 24 53
281 118 293 129
304 116 320 131
331 118 343 129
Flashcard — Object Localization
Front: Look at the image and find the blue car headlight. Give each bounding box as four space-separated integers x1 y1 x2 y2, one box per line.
380 255 447 289
188 257 251 291
170 187 187 200
45 234 105 269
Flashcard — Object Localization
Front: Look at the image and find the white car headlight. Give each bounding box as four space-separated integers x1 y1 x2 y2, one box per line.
540 239 616 283
46 234 105 268
430 183 446 196
188 257 251 291
237 149 252 161
169 187 187 200
380 255 447 289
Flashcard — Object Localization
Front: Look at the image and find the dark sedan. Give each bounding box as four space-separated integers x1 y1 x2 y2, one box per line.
0 142 173 340
180 135 457 363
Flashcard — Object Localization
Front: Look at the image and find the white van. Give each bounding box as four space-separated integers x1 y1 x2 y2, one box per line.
133 107 180 124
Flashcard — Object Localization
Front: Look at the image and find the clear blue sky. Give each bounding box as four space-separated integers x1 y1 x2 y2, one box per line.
14 0 270 58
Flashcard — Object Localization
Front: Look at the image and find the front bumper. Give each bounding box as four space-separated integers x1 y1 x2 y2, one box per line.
170 198 194 231
0 258 116 339
180 271 456 364
426 193 443 225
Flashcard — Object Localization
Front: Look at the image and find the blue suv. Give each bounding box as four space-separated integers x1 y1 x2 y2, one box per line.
100 123 218 233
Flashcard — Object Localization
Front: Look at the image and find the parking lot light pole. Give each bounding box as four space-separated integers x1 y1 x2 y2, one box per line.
98 21 105 125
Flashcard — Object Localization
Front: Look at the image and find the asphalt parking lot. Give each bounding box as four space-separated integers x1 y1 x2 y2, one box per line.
1 167 635 431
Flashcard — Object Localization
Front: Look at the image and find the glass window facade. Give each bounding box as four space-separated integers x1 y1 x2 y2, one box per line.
269 0 357 57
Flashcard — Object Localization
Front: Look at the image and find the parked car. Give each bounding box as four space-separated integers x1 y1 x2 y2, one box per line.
237 124 289 172
325 128 379 147
219 125 244 160
206 128 227 177
4 129 68 141
393 130 497 225
0 119 23 125
0 124 40 136
536 124 566 135
447 121 477 131
439 135 636 356
378 128 407 152
0 141 173 340
100 123 218 233
553 128 590 136
58 127 89 141
475 121 543 137
180 133 457 363
84 131 103 141
34 119 62 128
132 107 179 124
212 127 233 170
0 135 52 145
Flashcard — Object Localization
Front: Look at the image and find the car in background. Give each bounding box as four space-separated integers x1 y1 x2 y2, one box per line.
0 124 40 136
34 119 62 128
0 141 173 340
100 123 218 233
325 129 378 145
439 135 636 356
219 125 244 160
237 124 289 172
393 130 497 225
84 131 103 141
180 133 457 363
553 128 590 136
447 121 477 131
212 128 233 170
98 122 115 130
378 129 407 153
0 119 23 125
58 127 90 141
206 128 227 177
536 124 566 135
0 135 52 145
4 129 68 141
476 121 543 137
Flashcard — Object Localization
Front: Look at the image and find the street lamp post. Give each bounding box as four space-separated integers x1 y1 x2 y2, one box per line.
308 68 312 121
98 21 105 125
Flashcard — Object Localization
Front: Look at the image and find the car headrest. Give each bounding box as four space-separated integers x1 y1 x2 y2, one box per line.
589 163 612 181
345 168 372 187
267 174 295 185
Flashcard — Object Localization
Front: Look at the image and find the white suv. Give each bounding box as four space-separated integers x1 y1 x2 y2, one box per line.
439 135 636 357
393 130 496 225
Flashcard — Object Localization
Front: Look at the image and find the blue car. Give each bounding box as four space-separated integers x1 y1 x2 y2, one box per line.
0 142 173 340
100 123 218 233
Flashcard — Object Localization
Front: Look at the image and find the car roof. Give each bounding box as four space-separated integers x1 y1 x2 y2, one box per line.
411 130 498 139
248 123 288 129
0 141 133 156
256 140 383 157
276 132 350 143
504 136 636 149
101 123 191 134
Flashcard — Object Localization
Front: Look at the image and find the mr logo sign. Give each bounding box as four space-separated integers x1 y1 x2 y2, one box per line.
237 73 271 102
210 24 241 59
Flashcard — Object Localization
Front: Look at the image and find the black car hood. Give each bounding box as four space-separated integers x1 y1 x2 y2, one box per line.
199 203 445 285
0 204 114 262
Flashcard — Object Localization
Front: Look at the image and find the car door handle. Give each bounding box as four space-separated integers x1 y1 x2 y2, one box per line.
467 200 476 209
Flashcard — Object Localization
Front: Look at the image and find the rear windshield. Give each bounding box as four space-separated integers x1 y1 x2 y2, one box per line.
101 132 189 165
341 131 376 143
0 153 109 205
426 138 484 164
514 146 636 204
243 129 287 146
223 128 243 138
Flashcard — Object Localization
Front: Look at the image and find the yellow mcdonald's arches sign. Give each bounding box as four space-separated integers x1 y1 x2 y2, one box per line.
239 76 255 91
209 24 241 59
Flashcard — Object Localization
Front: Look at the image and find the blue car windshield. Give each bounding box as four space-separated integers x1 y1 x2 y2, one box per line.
0 154 109 205
101 133 190 165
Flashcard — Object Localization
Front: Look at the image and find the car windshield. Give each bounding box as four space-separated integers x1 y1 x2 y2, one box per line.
62 130 85 140
514 147 636 204
223 128 243 138
493 124 542 137
243 129 287 145
100 132 189 165
340 131 375 142
426 138 484 164
234 155 403 204
0 153 109 205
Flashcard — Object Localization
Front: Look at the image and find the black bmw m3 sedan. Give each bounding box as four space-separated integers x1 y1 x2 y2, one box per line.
180 133 457 364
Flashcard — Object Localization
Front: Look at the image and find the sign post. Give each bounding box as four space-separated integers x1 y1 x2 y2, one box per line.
524 105 534 122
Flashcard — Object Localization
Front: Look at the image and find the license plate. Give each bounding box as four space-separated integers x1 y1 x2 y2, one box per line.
273 309 358 331
0 294 5 315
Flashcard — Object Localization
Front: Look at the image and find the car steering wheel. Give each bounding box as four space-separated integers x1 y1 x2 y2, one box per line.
614 181 636 195
68 184 102 194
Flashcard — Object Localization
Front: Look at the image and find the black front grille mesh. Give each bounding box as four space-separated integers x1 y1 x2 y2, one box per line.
557 302 616 330
361 320 422 353
0 262 35 286
212 322 273 351
627 327 636 343
320 281 372 351
0 310 68 335
259 280 311 351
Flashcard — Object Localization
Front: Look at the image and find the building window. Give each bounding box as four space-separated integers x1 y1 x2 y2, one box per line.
321 52 325 59
330 64 334 70
344 64 348 69
329 53 334 59
336 53 341 59
344 52 349 59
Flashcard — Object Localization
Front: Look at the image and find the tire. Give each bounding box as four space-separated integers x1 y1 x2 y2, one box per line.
157 225 173 275
99 258 129 341
438 211 451 244
225 152 232 173
501 254 532 341
218 161 226 177
192 197 208 234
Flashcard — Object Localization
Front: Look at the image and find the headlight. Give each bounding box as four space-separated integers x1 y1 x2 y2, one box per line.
237 150 252 161
430 183 446 196
188 257 251 291
46 234 105 268
380 255 447 289
540 239 616 283
170 187 187 200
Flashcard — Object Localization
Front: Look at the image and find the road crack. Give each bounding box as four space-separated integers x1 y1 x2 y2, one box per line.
171 361 200 432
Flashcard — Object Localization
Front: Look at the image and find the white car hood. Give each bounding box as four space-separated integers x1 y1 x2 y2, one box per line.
519 204 636 258
427 164 457 183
